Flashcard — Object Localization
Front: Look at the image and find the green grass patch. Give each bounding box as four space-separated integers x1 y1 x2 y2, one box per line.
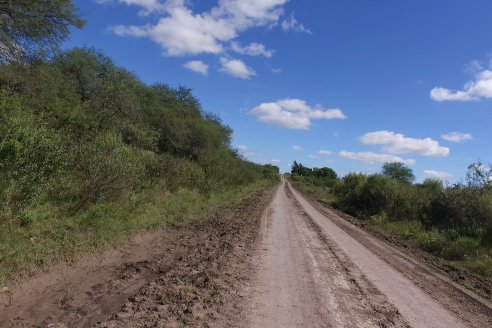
371 218 492 277
0 179 276 285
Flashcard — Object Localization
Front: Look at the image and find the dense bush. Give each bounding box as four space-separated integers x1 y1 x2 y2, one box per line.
333 173 368 216
291 161 492 276
0 48 279 221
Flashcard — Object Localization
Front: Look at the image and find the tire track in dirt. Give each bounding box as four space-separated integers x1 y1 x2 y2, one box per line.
290 181 492 328
242 180 409 328
287 179 491 328
1 187 275 328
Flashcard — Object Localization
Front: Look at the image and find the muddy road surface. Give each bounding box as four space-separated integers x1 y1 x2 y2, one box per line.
1 179 492 327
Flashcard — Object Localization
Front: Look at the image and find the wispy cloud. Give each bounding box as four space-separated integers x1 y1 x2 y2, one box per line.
281 15 312 34
249 98 346 129
360 131 449 157
237 144 259 158
291 145 303 151
339 151 416 165
441 132 473 143
424 170 452 180
230 41 274 57
318 150 333 155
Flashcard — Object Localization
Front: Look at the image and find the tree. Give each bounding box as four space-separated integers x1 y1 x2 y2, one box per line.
466 162 492 188
313 167 337 179
381 162 415 184
0 0 85 62
291 161 311 176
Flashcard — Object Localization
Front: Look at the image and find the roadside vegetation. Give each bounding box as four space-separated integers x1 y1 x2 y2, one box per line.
0 2 279 284
289 161 492 277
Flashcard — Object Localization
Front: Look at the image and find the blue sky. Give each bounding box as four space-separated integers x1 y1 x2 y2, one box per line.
66 0 492 181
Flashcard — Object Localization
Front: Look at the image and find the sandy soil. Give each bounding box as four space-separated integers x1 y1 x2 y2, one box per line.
1 178 491 327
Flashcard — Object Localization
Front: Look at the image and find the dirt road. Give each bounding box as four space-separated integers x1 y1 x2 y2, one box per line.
1 179 491 327
242 178 492 328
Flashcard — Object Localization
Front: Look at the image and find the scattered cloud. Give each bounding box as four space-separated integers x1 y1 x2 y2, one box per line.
107 0 292 57
318 150 333 155
339 151 416 165
271 159 280 164
230 41 274 57
441 132 473 143
97 0 168 15
424 170 452 180
249 98 346 129
183 60 208 75
219 57 256 79
465 59 484 74
281 15 312 34
308 155 320 159
430 88 477 102
237 144 259 158
272 68 282 74
360 131 449 157
291 145 303 151
430 69 492 102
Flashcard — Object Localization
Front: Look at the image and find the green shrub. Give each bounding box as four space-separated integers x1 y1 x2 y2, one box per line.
416 230 446 253
334 173 368 216
477 193 492 242
19 209 36 227
441 236 480 261
461 253 492 277
370 214 387 225
71 132 146 210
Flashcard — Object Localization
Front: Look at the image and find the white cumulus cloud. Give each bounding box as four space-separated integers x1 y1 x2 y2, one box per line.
291 145 303 151
249 98 346 129
183 60 208 75
107 0 292 57
424 170 452 180
441 132 473 143
339 151 416 165
219 57 255 79
97 0 169 15
360 131 449 157
230 41 274 57
430 69 492 102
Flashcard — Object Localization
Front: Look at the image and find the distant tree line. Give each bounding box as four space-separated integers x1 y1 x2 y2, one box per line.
291 161 337 179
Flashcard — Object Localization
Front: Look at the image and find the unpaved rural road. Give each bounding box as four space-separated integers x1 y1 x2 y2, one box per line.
242 178 492 328
1 179 491 327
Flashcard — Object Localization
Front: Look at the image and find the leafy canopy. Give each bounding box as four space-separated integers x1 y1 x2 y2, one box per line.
0 0 85 62
381 162 415 184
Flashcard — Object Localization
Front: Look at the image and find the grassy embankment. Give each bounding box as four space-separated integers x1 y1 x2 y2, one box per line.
0 49 279 285
289 167 492 278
